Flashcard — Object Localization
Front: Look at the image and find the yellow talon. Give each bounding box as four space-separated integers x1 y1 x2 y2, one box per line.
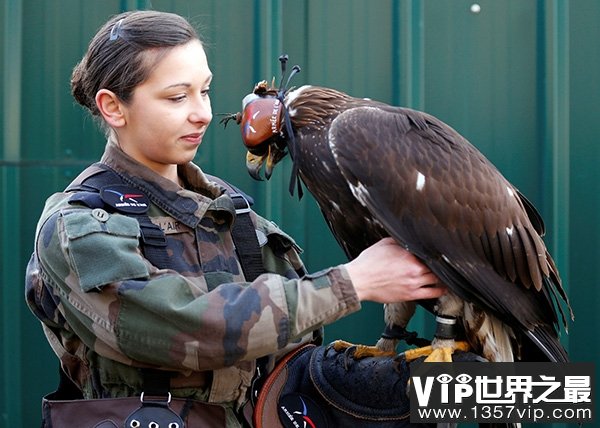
404 345 434 361
404 341 470 362
331 340 355 352
331 340 396 358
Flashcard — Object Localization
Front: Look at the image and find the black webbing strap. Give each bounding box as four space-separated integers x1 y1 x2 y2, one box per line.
134 215 169 269
140 368 172 397
55 363 84 400
229 193 265 282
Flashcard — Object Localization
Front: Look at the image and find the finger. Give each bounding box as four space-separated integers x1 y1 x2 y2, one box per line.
377 236 398 247
421 273 440 284
408 273 440 288
412 284 447 300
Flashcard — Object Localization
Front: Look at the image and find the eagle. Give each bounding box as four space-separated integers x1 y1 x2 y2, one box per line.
223 57 573 363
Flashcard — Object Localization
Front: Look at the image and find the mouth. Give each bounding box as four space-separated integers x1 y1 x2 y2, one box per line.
181 132 203 144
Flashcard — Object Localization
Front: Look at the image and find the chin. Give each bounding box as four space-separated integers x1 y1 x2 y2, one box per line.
177 149 199 164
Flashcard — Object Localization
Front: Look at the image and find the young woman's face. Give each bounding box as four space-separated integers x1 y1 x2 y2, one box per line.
115 39 213 178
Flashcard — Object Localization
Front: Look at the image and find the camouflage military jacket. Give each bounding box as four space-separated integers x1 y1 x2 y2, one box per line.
25 141 360 420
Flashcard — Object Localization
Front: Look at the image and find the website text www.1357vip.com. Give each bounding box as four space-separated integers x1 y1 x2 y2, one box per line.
409 362 594 424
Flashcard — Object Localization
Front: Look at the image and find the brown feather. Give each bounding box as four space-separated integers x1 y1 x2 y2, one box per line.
269 85 573 362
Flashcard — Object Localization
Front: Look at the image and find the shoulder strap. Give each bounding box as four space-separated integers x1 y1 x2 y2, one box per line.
67 164 170 269
206 174 265 282
229 192 265 282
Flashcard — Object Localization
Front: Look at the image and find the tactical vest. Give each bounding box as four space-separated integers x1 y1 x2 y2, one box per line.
65 162 265 281
34 162 270 410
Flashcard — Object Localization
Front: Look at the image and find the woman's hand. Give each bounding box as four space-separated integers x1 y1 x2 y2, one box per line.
345 237 447 303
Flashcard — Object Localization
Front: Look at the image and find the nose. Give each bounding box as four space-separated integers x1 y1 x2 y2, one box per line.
189 96 212 125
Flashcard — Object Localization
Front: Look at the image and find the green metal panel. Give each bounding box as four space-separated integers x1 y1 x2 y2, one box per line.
539 0 571 358
2 1 599 426
569 0 600 363
2 1 25 426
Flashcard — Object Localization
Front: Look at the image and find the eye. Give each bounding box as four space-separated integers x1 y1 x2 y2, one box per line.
201 87 211 96
168 95 186 103
436 374 453 384
456 374 472 384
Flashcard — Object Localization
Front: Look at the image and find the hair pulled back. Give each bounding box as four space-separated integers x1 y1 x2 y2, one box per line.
71 10 199 116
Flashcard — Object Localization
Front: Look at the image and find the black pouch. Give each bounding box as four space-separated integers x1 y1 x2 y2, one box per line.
41 391 226 428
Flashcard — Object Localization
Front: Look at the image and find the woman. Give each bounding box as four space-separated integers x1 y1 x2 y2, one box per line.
26 10 445 427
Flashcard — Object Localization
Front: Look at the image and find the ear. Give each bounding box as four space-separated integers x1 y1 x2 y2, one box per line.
95 89 127 128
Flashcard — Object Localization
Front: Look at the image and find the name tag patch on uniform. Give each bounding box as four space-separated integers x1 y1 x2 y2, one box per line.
151 216 187 234
100 185 150 214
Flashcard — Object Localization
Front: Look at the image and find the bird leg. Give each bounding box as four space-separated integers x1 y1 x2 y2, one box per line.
331 322 429 358
331 339 397 358
404 315 470 362
331 301 423 358
403 293 470 362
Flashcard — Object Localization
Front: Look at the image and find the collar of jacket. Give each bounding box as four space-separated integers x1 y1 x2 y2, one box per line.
99 140 236 228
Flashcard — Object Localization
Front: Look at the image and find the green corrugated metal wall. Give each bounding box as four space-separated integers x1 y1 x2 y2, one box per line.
1 0 598 426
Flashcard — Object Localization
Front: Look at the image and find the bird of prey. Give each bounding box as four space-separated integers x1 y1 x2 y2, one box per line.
223 57 573 363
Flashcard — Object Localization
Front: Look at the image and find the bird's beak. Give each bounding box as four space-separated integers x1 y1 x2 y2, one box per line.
246 143 288 181
246 151 265 181
265 144 288 179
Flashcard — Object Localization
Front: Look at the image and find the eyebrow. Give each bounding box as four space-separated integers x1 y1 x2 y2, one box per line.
163 74 213 91
164 83 191 90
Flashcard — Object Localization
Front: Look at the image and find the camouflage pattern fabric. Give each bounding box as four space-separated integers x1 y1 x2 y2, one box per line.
25 140 360 426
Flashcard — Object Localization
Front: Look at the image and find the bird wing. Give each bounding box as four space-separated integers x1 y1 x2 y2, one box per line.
327 105 571 361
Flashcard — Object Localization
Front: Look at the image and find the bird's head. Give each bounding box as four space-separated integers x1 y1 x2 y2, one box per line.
221 55 302 192
240 80 289 181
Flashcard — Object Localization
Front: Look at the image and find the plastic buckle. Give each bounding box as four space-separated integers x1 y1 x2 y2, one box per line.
230 193 251 214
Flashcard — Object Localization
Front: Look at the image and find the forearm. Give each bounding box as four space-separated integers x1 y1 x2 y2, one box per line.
40 232 359 371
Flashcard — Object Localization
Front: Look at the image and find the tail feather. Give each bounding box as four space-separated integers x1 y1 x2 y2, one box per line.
524 326 569 362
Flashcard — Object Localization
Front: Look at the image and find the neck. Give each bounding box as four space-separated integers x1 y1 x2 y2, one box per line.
109 137 183 187
286 86 352 129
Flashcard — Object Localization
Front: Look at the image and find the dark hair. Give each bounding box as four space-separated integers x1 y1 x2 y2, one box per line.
71 10 200 116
